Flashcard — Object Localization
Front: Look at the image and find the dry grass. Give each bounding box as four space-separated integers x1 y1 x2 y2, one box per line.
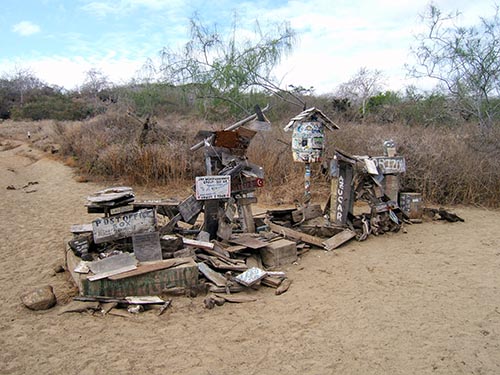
3 112 500 208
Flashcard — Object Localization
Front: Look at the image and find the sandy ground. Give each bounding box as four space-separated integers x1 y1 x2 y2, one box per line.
1 140 500 375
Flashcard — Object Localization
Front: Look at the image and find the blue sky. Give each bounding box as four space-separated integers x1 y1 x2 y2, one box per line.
0 0 495 94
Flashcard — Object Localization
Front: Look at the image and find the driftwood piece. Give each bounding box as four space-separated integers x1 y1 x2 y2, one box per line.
265 219 325 248
214 294 257 303
275 278 292 295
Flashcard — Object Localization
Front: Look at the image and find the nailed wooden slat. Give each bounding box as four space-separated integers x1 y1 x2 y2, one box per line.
108 258 191 280
322 229 356 251
264 219 325 248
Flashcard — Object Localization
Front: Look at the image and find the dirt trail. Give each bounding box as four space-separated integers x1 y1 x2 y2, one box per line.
1 141 499 375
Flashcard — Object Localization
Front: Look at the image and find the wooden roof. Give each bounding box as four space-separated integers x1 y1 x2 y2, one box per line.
284 107 340 131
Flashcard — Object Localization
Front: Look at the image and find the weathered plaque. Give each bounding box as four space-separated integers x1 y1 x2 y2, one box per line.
92 208 155 244
132 231 162 262
372 156 406 174
195 176 231 200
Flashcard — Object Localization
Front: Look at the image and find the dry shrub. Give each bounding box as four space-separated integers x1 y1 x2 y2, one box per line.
53 110 214 186
47 109 500 208
333 122 500 207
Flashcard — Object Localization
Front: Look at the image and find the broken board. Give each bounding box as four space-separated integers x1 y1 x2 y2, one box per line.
322 229 356 251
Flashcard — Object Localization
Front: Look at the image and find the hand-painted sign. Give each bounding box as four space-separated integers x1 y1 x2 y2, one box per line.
92 209 156 244
372 156 406 174
195 176 231 200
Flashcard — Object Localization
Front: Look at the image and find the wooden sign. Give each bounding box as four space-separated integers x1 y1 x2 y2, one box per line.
195 176 231 200
372 156 406 174
132 231 162 262
92 209 156 244
334 161 354 225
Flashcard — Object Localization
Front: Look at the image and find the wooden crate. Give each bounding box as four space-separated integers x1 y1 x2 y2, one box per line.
259 239 297 269
66 248 198 297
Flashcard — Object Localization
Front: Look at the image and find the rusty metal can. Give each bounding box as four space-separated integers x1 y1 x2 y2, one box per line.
399 192 423 222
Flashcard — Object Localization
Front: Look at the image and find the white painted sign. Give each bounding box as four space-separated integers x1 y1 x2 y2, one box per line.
92 209 156 244
195 176 231 200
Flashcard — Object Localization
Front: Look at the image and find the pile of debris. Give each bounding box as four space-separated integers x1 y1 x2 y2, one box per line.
55 107 464 316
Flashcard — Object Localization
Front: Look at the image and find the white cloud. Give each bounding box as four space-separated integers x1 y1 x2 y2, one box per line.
12 21 41 36
81 0 184 18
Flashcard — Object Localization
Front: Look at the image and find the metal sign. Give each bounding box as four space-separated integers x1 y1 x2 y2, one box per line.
92 209 156 244
195 176 231 200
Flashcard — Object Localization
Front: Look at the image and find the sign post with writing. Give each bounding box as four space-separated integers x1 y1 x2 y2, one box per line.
92 209 156 244
195 176 231 200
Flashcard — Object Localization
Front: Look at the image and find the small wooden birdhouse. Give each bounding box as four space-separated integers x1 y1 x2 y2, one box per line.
284 107 339 163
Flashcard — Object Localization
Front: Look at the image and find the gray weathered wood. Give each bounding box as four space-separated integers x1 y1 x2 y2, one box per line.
322 229 356 251
92 209 156 244
132 231 162 262
197 262 227 287
265 219 325 248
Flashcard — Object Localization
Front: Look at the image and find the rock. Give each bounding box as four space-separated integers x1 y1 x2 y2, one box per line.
20 285 57 310
53 264 65 273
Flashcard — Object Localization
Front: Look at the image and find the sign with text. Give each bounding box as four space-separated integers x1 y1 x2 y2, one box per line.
92 208 155 244
195 176 231 200
372 156 406 174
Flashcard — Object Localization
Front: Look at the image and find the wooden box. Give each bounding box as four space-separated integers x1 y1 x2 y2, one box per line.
259 239 297 269
66 248 198 297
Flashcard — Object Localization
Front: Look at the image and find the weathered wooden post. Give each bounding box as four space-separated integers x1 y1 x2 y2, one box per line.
331 151 356 226
190 106 270 239
284 108 339 209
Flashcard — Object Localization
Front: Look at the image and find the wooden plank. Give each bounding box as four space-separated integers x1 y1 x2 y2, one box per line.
291 204 323 223
224 245 247 253
237 201 256 233
92 209 156 244
70 224 93 234
182 238 214 250
264 219 325 248
228 235 268 249
108 258 191 280
322 229 356 251
197 262 227 287
87 264 138 281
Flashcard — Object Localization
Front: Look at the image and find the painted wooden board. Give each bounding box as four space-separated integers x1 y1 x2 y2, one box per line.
372 156 406 174
92 208 155 244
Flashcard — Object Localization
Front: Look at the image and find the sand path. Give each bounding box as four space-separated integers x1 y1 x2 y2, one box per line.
1 141 499 374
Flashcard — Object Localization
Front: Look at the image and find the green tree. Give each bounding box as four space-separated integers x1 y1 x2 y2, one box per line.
409 4 500 132
159 15 299 117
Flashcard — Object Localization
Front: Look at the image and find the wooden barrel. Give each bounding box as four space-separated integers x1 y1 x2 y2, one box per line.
399 192 423 222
